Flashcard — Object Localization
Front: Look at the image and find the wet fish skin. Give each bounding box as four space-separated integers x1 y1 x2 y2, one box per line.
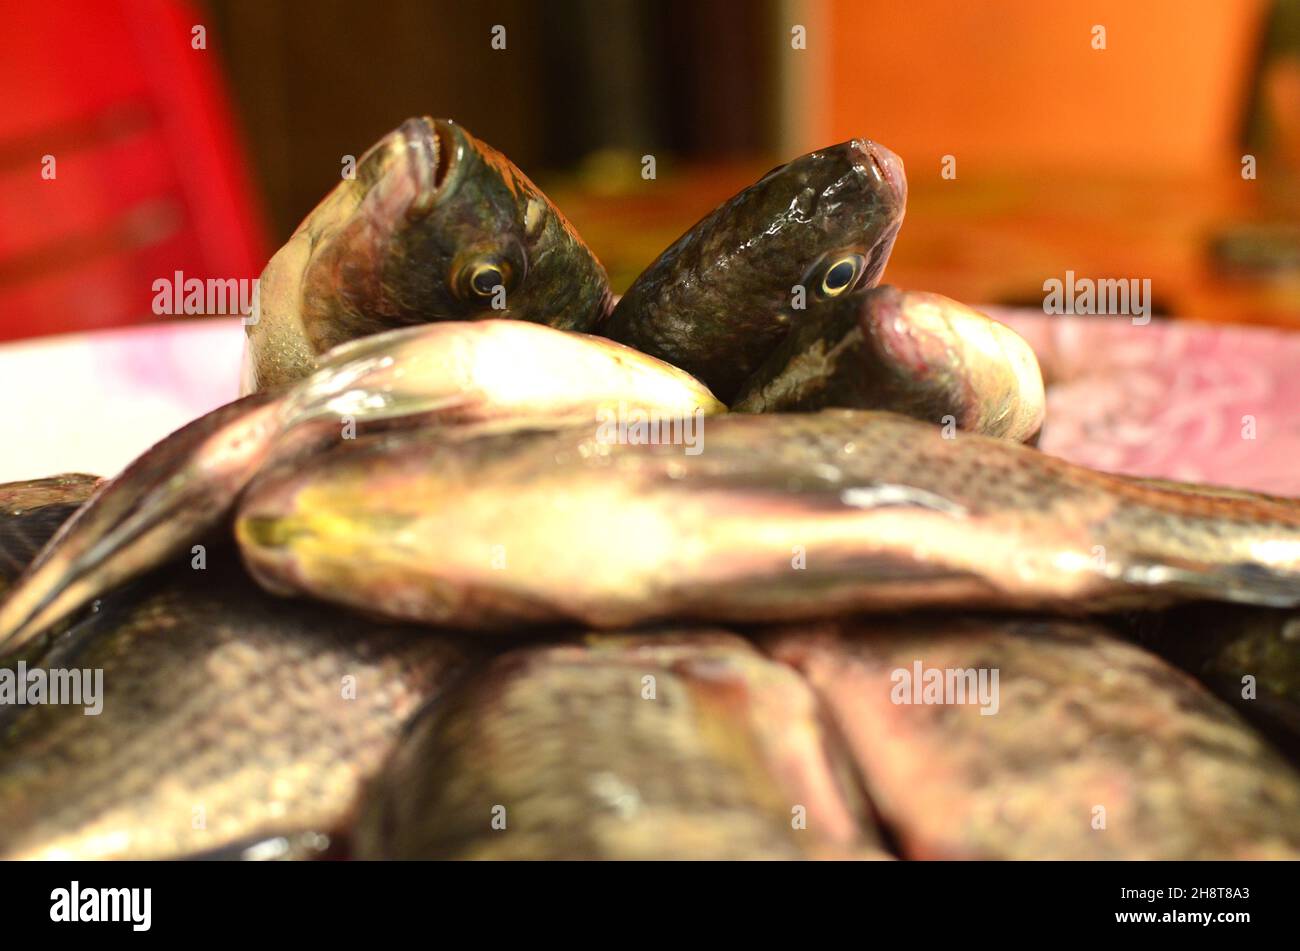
0 553 469 860
354 631 887 860
1128 603 1300 764
285 318 725 432
732 286 1045 444
236 409 1300 629
600 139 907 403
181 830 339 861
0 322 723 654
247 117 612 390
764 616 1300 859
0 475 101 596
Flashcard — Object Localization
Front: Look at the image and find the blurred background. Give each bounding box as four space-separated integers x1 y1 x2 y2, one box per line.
2 0 1299 483
3 0 1298 343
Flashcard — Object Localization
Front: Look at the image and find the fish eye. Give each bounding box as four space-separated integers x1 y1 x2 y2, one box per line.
820 255 863 297
469 262 506 297
453 246 524 304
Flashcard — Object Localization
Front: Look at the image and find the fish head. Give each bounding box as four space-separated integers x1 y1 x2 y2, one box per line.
603 137 908 402
247 118 611 390
769 138 907 303
360 119 613 330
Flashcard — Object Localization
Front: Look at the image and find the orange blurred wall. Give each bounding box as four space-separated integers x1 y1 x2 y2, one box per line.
782 0 1270 173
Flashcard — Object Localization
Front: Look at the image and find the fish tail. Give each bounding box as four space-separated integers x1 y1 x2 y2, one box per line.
0 394 284 653
1112 556 1300 609
1099 477 1300 608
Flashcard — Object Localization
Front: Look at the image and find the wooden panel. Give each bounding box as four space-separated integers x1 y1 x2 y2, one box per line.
209 0 549 239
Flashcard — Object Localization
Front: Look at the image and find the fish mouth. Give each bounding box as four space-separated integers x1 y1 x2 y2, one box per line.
396 117 460 220
854 140 907 205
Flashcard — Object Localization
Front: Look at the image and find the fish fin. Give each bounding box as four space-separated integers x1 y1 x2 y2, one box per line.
180 829 337 861
0 394 284 654
0 504 85 593
1120 558 1300 609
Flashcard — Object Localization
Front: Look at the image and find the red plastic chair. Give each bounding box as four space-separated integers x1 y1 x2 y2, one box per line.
0 0 268 342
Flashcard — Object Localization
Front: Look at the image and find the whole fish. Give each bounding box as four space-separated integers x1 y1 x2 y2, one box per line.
0 321 722 653
235 409 1300 629
0 551 468 860
764 616 1300 859
353 631 887 860
600 139 907 403
732 286 1045 444
246 117 612 390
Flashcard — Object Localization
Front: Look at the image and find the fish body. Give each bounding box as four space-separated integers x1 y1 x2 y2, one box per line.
733 286 1045 443
766 616 1300 859
247 117 612 390
236 409 1300 629
0 553 468 860
600 139 907 403
354 631 885 860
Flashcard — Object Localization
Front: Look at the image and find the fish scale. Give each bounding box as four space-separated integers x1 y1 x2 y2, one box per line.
764 616 1300 859
354 631 889 860
0 548 469 860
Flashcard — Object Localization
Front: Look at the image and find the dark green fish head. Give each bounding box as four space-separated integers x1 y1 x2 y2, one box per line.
601 138 907 402
248 117 612 389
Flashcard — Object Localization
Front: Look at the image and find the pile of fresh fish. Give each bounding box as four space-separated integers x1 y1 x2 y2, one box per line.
2 117 1298 860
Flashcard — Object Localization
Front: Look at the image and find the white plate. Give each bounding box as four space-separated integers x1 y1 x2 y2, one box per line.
0 319 246 482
